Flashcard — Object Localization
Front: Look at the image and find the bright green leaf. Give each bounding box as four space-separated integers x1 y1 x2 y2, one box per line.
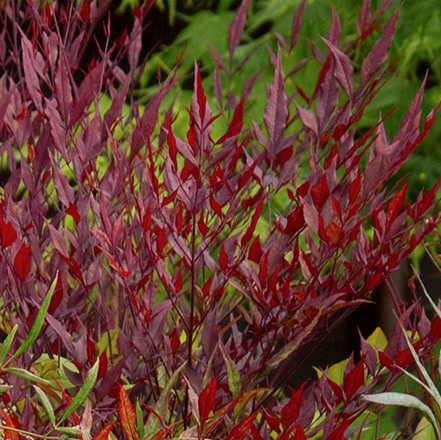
4 367 52 386
33 385 56 426
58 359 99 424
11 273 59 360
0 324 18 364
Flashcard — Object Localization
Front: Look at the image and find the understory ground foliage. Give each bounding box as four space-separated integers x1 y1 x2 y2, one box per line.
0 0 441 439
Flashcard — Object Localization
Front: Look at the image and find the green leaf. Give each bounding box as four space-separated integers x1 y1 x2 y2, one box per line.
10 273 59 360
363 392 441 438
34 385 56 426
136 401 145 440
56 426 83 435
4 367 52 386
0 324 18 364
0 384 12 393
58 359 99 424
219 340 241 399
145 361 187 437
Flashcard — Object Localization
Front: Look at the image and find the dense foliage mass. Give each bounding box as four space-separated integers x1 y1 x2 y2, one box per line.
0 1 441 439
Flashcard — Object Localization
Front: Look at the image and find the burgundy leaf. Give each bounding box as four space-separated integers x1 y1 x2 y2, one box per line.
357 0 371 34
327 5 341 47
297 104 318 136
19 30 43 112
344 357 365 400
311 174 330 210
360 8 399 87
128 17 142 71
198 378 217 428
264 47 288 155
55 54 73 123
1 222 17 248
323 39 354 97
229 412 257 440
228 0 250 62
14 242 31 283
290 0 306 51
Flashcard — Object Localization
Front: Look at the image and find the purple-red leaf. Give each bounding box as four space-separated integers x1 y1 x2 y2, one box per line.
290 0 306 51
264 47 288 156
198 378 217 428
228 0 250 62
14 243 31 283
360 8 399 86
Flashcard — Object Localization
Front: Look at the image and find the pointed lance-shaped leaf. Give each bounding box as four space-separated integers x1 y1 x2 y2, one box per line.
91 422 114 440
1 409 19 440
59 360 99 424
10 273 58 360
322 39 354 98
229 412 257 440
264 47 288 156
360 8 399 87
228 0 250 63
13 243 31 283
119 385 138 440
290 0 306 51
199 378 218 428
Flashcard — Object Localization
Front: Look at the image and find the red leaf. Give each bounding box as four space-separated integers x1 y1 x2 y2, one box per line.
1 222 17 248
249 236 263 263
386 183 408 225
66 203 80 223
174 270 183 293
202 277 212 298
230 412 256 440
199 378 217 428
219 245 229 272
198 215 209 237
294 426 307 440
349 168 361 205
91 422 114 440
311 174 330 210
165 113 178 169
142 208 151 232
217 99 244 144
119 386 138 440
156 227 167 255
81 0 91 22
210 194 223 217
14 243 31 282
98 351 108 380
1 409 19 440
170 329 180 354
228 0 250 62
241 199 265 246
344 357 365 400
281 382 307 429
48 275 64 315
327 416 356 440
325 221 341 245
285 206 304 234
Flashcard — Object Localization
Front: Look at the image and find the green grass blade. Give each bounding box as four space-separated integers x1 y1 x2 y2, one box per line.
10 273 59 360
0 324 18 364
58 359 99 424
33 385 56 426
4 367 52 386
